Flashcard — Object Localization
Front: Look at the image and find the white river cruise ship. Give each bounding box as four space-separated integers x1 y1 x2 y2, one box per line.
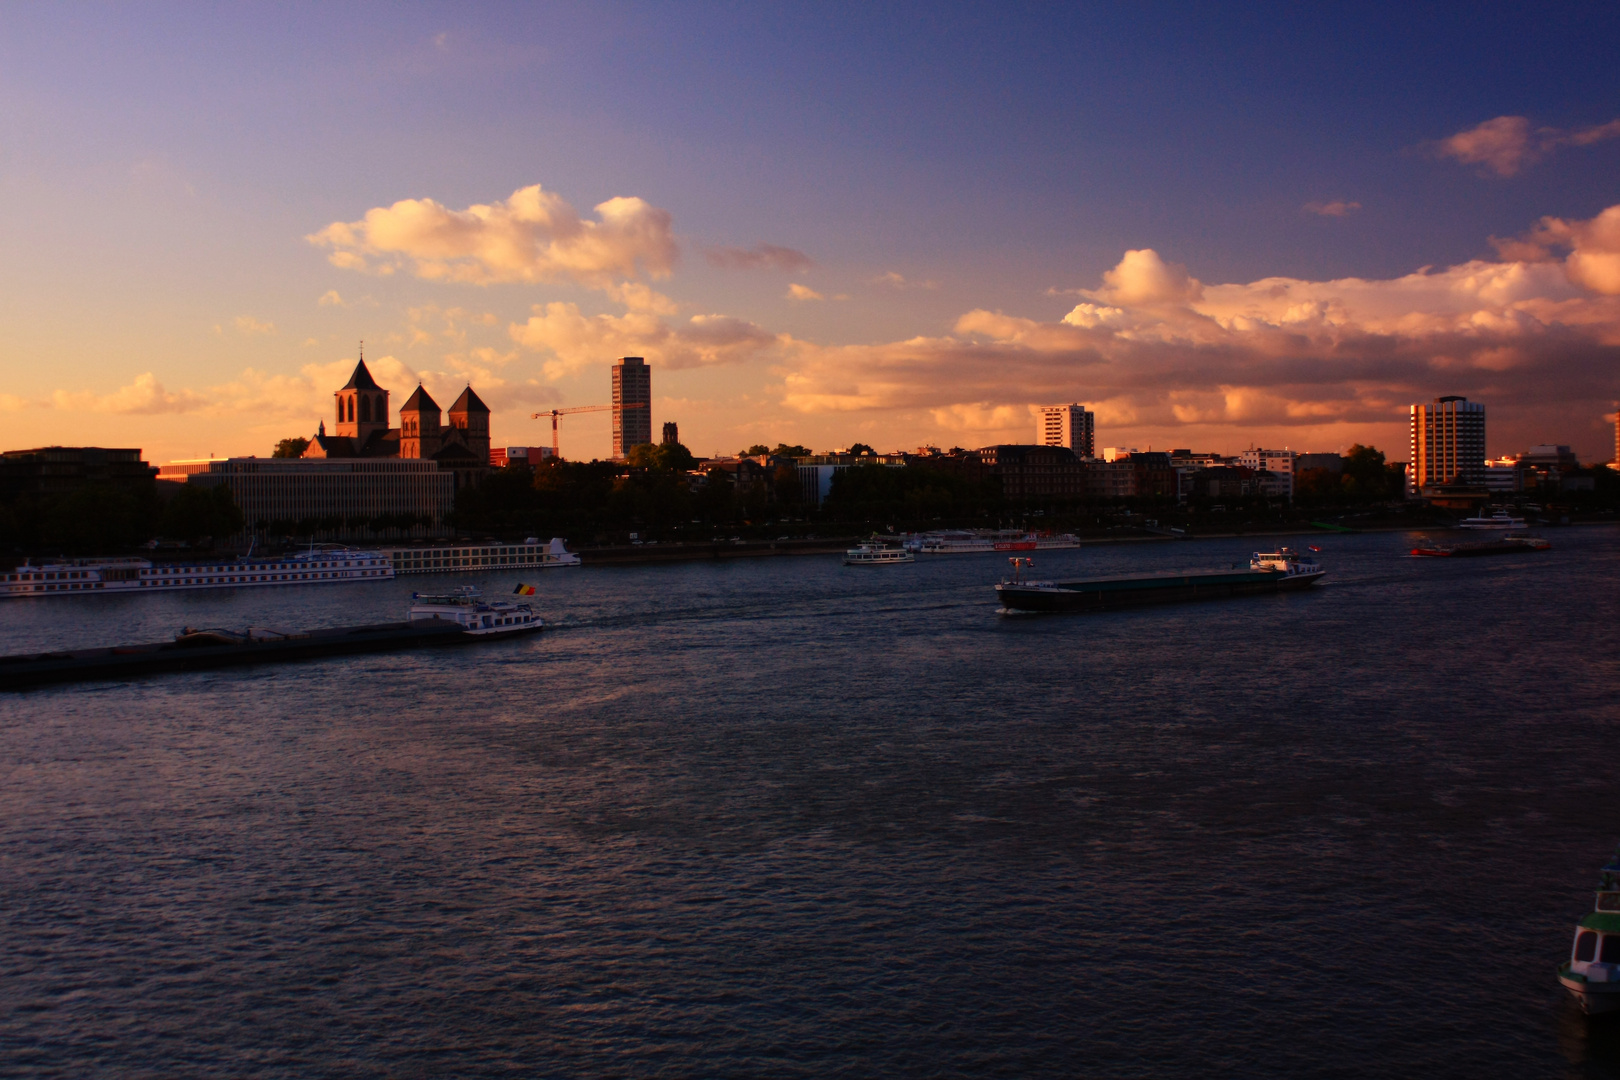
383 537 580 574
1 548 392 598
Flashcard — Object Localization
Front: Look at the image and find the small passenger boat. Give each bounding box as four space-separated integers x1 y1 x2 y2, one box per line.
409 586 544 635
1459 510 1527 530
843 543 915 566
1559 849 1620 1015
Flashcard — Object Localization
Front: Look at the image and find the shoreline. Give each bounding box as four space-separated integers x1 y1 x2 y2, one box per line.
573 519 1612 566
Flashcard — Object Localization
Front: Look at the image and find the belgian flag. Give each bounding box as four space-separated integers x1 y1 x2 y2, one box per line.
513 583 536 595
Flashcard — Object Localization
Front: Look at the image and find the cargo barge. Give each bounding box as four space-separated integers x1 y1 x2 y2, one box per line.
1410 535 1549 557
0 587 544 690
995 548 1324 613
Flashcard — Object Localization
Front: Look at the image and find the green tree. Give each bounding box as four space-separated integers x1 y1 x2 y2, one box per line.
741 444 771 456
1341 444 1400 500
273 437 310 458
847 442 876 456
770 443 811 458
38 483 159 553
627 441 698 473
774 464 802 505
1294 467 1342 501
162 484 245 544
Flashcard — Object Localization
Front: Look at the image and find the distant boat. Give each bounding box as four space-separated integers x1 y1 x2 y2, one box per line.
1458 511 1527 530
1558 849 1620 1015
1410 536 1550 557
843 543 914 566
907 530 1080 554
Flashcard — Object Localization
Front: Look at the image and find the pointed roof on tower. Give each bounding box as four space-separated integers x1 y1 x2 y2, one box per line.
449 385 490 414
341 359 382 391
400 384 440 413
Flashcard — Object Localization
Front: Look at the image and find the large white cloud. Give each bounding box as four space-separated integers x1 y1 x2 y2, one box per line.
777 204 1620 449
308 184 678 292
52 373 208 415
510 302 778 379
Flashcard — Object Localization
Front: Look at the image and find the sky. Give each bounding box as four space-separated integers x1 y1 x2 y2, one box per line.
1 2 1617 464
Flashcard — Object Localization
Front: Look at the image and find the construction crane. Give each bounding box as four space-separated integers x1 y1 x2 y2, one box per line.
530 402 647 459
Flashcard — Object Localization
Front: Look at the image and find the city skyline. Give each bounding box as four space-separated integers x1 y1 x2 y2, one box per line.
2 5 1618 463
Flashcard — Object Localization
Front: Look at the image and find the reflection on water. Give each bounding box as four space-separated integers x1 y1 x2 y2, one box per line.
1 528 1618 1077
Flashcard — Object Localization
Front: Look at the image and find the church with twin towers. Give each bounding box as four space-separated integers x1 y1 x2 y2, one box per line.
303 351 491 489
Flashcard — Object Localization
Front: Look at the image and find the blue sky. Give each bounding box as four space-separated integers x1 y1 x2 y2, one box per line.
2 2 1617 461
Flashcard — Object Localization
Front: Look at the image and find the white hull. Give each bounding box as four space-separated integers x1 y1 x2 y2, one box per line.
1 550 392 599
409 586 542 635
1560 973 1620 1014
908 532 1081 555
385 537 579 574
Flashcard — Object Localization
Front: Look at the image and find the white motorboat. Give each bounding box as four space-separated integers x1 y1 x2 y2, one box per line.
408 586 543 636
843 544 915 566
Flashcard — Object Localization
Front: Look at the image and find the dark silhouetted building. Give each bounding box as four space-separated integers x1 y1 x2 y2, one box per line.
0 446 156 502
612 356 652 458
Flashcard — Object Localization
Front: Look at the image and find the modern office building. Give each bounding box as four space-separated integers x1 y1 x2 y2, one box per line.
185 457 454 539
1035 404 1096 457
612 356 652 459
1409 396 1486 493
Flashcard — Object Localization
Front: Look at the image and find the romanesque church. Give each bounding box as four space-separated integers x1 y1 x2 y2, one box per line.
303 357 491 489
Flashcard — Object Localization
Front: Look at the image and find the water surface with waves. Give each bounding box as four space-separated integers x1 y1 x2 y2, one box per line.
3 527 1619 1078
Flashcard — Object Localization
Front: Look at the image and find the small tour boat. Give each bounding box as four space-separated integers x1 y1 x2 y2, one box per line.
409 586 544 635
1459 510 1528 530
1559 849 1620 1015
843 543 915 566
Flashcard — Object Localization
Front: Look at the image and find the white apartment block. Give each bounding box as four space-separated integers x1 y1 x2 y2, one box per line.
1237 448 1297 498
1035 404 1095 457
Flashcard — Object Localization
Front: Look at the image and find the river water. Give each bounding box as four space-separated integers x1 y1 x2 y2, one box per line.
2 527 1618 1078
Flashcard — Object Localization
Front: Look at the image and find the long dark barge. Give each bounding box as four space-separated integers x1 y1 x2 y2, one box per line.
995 548 1325 613
0 621 481 690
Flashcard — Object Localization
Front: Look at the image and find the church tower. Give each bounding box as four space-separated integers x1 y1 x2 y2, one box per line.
398 384 443 460
335 348 389 449
448 386 492 464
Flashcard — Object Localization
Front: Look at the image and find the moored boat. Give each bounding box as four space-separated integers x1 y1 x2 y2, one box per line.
1459 510 1527 530
843 543 914 566
1558 850 1620 1015
995 547 1325 613
906 530 1081 554
0 546 392 599
1410 535 1551 557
